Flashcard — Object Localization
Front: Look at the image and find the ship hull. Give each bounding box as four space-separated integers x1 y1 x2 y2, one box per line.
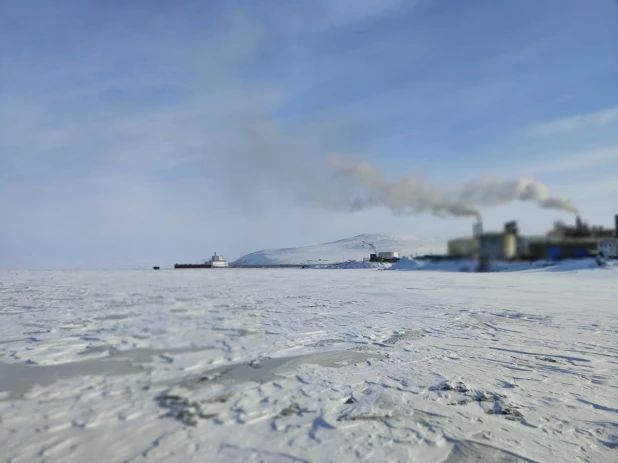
174 263 212 269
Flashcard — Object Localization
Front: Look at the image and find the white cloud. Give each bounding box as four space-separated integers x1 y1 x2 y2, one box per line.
525 146 618 175
533 106 618 135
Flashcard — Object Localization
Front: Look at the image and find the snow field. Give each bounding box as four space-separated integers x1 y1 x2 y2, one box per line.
0 269 617 462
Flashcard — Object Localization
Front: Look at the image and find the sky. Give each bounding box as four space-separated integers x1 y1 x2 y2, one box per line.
1 0 617 269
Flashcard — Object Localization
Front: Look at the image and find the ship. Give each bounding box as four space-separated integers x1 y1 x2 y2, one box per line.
210 252 229 268
174 252 229 269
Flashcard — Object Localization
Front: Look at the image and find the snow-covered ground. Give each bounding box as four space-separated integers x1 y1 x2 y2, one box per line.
305 257 614 273
233 233 443 265
389 257 615 273
1 268 617 462
306 260 391 270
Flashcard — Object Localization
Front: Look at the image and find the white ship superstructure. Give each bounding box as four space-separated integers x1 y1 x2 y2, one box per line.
210 252 229 268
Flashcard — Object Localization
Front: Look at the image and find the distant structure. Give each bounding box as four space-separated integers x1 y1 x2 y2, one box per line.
362 240 400 263
447 236 478 258
447 214 618 263
175 252 230 269
447 220 485 259
369 251 400 263
476 221 520 270
528 215 616 260
548 216 615 239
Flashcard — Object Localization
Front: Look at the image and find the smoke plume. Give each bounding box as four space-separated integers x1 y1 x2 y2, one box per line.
214 115 579 220
328 157 579 218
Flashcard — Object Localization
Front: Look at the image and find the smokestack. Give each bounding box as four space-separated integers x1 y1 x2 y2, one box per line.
615 214 618 238
472 221 483 238
504 220 518 235
576 216 582 231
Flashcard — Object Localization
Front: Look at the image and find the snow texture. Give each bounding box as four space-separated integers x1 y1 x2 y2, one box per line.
1 267 617 462
389 257 616 273
306 260 391 270
233 233 443 265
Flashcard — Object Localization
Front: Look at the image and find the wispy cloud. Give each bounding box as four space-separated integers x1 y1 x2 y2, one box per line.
520 146 618 175
533 106 618 136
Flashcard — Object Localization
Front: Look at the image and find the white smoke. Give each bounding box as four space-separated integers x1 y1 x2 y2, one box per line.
456 174 579 215
211 115 579 220
328 157 578 218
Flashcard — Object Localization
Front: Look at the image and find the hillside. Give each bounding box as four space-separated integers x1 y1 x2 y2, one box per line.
233 234 443 266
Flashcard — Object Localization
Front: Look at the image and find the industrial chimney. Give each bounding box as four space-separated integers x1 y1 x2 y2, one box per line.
615 214 618 238
473 221 483 238
504 220 518 235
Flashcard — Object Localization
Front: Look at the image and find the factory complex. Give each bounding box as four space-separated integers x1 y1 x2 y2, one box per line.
446 214 618 264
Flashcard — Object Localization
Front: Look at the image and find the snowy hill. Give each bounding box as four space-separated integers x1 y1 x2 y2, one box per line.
233 234 444 266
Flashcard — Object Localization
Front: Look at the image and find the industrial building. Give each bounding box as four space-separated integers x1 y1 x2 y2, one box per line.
447 237 478 258
548 216 616 239
479 233 515 261
447 214 618 262
447 220 523 261
368 251 400 263
478 221 521 261
526 215 617 260
361 240 401 263
526 236 599 260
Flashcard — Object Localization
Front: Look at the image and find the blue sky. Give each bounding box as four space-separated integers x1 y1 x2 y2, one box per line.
1 0 617 269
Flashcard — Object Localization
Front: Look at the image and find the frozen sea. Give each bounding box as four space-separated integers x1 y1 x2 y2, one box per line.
0 268 617 462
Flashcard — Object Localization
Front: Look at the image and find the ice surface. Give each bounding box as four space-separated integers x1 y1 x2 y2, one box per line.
233 233 443 265
1 268 617 462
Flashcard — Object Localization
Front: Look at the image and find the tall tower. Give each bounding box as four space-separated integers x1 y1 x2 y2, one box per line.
472 221 483 238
